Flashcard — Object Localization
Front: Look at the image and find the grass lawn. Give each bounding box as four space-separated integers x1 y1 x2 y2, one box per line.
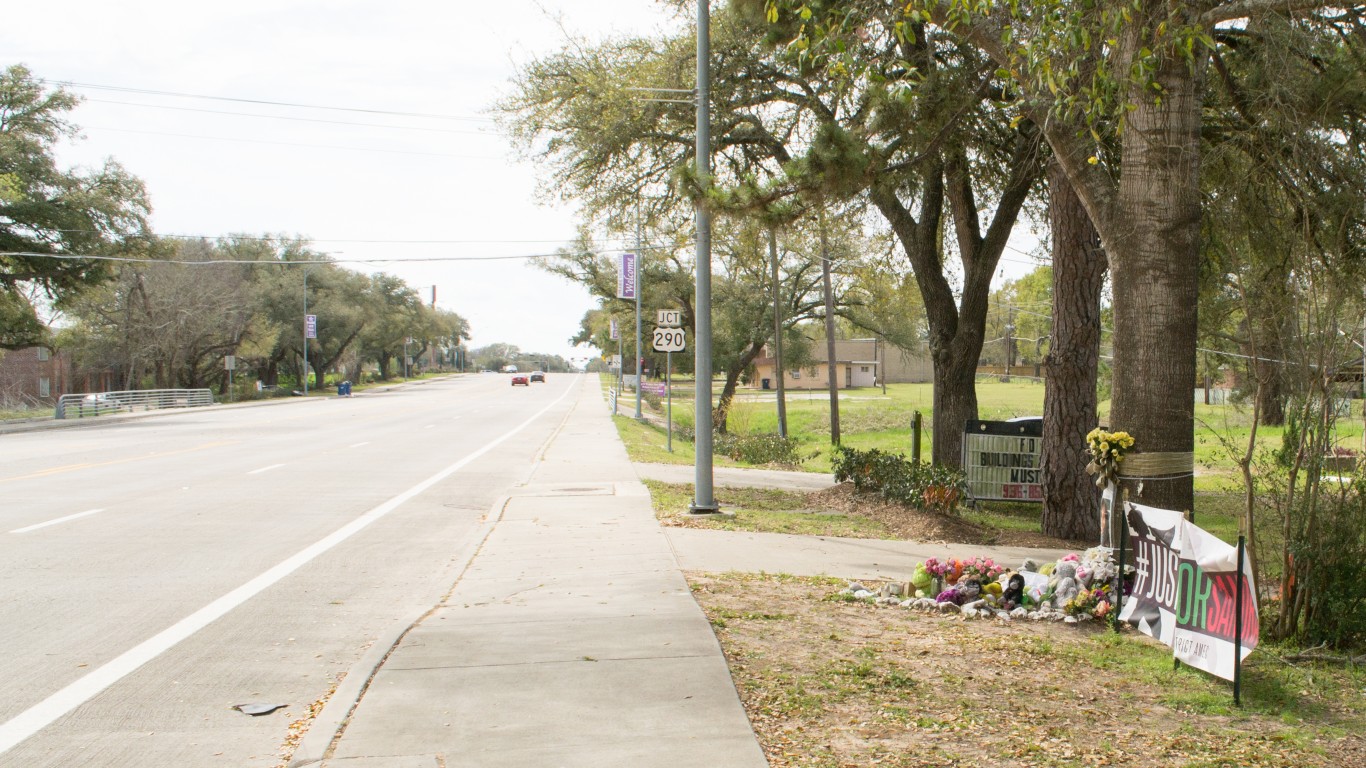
602 374 1364 553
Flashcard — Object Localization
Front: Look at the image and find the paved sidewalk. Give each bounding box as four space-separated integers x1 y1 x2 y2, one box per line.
297 377 768 767
634 462 837 492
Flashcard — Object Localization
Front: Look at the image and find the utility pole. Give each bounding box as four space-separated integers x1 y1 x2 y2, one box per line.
769 227 787 438
820 211 840 446
690 0 718 514
302 268 310 395
634 204 643 419
1004 305 1014 382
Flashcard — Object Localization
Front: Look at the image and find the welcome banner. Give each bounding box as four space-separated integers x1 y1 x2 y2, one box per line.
1120 502 1258 682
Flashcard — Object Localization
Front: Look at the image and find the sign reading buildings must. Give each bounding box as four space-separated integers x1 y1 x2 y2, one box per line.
962 419 1043 502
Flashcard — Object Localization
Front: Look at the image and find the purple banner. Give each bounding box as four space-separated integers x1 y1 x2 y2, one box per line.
617 252 637 300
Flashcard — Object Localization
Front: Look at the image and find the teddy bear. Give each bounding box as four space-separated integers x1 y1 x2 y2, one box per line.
910 562 935 598
1001 573 1026 610
1047 562 1081 610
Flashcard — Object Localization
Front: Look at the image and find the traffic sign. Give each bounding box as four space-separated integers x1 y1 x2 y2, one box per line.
653 327 686 352
657 309 682 327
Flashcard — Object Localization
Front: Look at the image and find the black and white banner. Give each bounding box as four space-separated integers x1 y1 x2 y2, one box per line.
1121 502 1258 681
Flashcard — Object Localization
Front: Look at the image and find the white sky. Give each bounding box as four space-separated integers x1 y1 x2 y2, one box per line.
2 1 687 365
4 1 1041 365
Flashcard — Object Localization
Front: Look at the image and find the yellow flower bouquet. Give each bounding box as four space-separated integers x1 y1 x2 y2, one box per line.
1085 428 1135 488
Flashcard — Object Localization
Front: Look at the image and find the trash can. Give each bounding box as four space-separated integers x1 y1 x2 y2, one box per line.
338 380 352 397
761 378 771 390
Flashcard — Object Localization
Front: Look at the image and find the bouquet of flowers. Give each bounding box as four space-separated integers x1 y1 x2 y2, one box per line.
1064 582 1114 618
1085 428 1135 488
922 557 954 578
959 556 1004 583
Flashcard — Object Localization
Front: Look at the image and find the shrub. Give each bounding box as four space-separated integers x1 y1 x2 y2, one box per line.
672 426 802 467
831 446 968 515
715 432 803 466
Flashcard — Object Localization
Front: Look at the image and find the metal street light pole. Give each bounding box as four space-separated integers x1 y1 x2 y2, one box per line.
634 205 644 420
690 0 717 514
302 267 310 396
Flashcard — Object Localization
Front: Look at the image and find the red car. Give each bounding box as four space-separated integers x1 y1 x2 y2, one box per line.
510 374 529 386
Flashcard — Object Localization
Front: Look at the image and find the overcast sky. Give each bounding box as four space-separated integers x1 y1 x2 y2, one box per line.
1 1 694 364
5 1 1042 366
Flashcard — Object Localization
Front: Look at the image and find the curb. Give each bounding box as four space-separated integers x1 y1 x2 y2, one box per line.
287 494 511 768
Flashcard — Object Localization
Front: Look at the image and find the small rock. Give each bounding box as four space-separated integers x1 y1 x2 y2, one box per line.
853 590 875 600
848 582 867 593
881 583 904 598
1064 615 1079 624
899 599 916 608
876 596 900 606
938 602 961 614
1010 607 1028 619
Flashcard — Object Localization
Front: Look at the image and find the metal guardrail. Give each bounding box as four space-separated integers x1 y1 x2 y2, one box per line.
55 389 215 419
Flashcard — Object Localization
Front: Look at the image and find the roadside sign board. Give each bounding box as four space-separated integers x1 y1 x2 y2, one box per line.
224 355 236 371
610 318 619 340
657 309 682 327
617 253 637 299
652 327 686 353
304 314 317 339
962 419 1044 502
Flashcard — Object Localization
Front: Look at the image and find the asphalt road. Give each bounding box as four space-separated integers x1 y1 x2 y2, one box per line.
0 373 581 767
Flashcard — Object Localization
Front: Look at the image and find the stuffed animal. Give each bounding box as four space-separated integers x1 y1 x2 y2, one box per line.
910 562 934 598
1048 562 1081 609
935 578 982 606
1001 573 1026 610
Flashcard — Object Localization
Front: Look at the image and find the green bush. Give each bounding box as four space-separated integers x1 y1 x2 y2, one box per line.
831 446 968 515
1293 472 1366 650
716 432 803 466
674 426 802 467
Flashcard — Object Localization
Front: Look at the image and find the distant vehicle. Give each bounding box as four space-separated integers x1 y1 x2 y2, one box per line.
510 374 529 386
502 364 519 373
480 369 492 373
530 371 546 383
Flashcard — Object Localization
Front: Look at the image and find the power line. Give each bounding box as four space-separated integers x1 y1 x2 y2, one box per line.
36 229 656 247
48 79 494 122
1 250 561 265
85 126 496 160
86 99 501 136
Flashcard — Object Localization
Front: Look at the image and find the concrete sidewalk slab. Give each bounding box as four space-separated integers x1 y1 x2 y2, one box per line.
307 377 767 768
664 527 1071 581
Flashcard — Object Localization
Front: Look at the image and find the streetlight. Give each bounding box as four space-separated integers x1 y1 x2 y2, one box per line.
690 0 718 515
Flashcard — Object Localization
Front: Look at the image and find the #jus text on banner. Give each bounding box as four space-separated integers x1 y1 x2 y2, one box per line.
1120 502 1258 681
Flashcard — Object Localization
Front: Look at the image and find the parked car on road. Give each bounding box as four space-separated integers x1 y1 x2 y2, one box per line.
510 374 529 386
530 371 546 383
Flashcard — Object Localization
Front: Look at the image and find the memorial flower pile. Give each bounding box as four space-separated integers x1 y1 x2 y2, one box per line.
1086 428 1135 487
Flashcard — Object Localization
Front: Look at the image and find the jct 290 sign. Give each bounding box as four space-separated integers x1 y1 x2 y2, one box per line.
962 419 1044 502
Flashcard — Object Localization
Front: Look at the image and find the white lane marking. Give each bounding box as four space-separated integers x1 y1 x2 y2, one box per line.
349 442 370 448
10 509 103 535
0 380 577 756
248 464 286 475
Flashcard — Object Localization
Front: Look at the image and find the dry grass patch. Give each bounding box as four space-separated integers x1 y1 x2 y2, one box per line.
690 572 1365 768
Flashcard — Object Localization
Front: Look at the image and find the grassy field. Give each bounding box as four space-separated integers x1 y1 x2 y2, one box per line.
606 374 1365 551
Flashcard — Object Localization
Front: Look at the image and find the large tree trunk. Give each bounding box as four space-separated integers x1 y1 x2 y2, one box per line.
930 340 980 469
869 133 1038 468
715 341 765 435
1108 52 1203 513
1041 161 1105 540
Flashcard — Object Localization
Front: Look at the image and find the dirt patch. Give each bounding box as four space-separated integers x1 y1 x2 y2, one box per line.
691 572 1365 768
808 484 1087 549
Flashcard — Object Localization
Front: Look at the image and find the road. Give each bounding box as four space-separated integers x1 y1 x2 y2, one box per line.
0 373 582 767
